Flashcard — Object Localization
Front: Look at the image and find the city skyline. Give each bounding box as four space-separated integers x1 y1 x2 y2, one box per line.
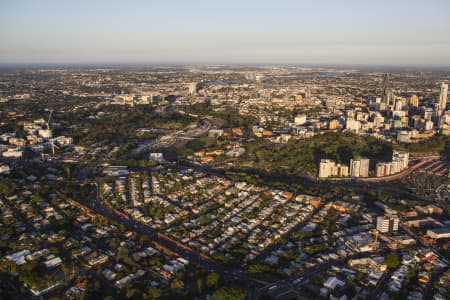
1 53 450 299
1 0 450 66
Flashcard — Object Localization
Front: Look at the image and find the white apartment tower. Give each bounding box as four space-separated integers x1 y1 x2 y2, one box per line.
350 157 370 178
376 216 399 233
392 150 409 170
319 159 348 178
319 159 335 178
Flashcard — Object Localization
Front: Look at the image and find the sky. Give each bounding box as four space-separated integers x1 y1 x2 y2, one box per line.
1 0 450 66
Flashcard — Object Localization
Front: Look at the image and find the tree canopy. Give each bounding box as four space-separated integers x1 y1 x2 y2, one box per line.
386 252 400 269
213 287 246 300
242 132 393 176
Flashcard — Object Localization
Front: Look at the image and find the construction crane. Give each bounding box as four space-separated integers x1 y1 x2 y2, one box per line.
372 230 380 250
47 109 53 130
40 141 59 159
50 140 60 156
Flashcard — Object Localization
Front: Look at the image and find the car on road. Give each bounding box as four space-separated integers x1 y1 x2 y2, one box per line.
292 277 303 284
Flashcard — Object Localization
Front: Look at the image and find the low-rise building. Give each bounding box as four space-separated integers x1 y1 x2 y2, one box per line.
0 163 10 174
427 227 450 240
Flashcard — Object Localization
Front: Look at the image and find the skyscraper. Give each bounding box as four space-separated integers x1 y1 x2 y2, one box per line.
381 73 393 106
409 95 419 107
381 73 390 94
305 87 312 100
438 82 448 117
188 82 198 95
395 99 403 111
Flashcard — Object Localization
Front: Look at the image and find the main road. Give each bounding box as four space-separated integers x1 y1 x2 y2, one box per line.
136 118 212 153
74 189 267 291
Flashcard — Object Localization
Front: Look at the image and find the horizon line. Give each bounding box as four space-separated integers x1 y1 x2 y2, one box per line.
1 61 450 70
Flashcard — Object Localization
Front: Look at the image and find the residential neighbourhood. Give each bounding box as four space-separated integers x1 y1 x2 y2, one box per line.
0 65 449 299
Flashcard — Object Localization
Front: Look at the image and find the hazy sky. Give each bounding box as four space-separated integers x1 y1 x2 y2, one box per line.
1 0 450 66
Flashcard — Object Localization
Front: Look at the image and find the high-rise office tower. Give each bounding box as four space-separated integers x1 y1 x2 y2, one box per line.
409 95 419 107
305 87 311 100
188 82 198 95
381 73 392 105
438 82 448 117
381 73 390 94
395 99 403 111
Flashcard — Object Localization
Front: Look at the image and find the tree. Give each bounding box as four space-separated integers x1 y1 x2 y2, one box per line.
213 287 246 300
196 278 204 293
117 245 129 260
2 259 17 274
146 286 161 299
206 272 220 288
139 235 151 245
126 288 138 299
94 280 101 293
171 278 185 290
248 263 271 274
0 180 16 196
386 252 400 269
